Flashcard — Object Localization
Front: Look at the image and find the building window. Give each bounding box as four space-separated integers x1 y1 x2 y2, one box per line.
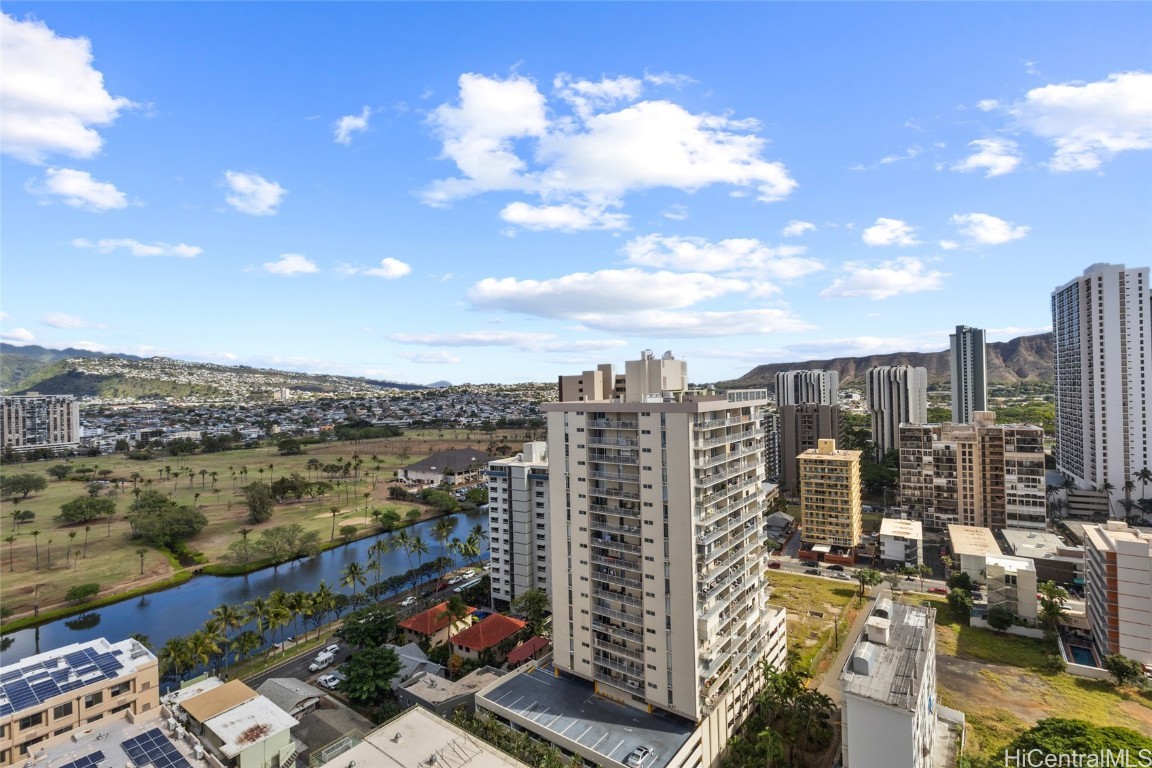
52 702 73 719
83 692 103 709
18 712 44 730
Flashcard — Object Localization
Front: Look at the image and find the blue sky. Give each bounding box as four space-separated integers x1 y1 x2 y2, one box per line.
2 3 1150 385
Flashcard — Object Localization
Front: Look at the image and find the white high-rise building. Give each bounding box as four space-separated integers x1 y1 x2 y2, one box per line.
950 325 987 425
775 369 839 406
1052 264 1152 510
866 365 927 460
1084 521 1152 667
486 442 550 611
1 392 81 454
540 351 786 765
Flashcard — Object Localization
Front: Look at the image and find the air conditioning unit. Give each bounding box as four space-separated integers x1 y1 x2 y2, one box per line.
626 679 640 690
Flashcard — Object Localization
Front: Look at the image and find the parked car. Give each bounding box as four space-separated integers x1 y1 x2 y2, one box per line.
400 596 417 607
767 561 782 570
625 745 653 768
448 576 463 585
826 564 845 572
800 559 819 568
309 651 335 672
804 568 821 576
322 643 339 656
316 674 341 690
833 573 851 580
928 586 949 595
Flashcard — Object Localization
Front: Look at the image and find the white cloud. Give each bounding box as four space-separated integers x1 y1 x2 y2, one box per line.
821 257 948 300
398 350 462 364
977 99 1000 112
571 308 813 337
783 336 943 357
388 330 627 353
500 201 629 232
1008 71 1152 171
1 327 35 342
950 138 1021 177
469 268 749 317
661 204 688 221
333 106 371 145
262 253 318 275
622 234 823 280
41 312 100 329
339 257 412 279
951 213 1029 245
861 217 920 247
643 71 695 88
72 237 201 258
939 240 960 250
422 72 797 228
28 167 128 210
223 170 287 215
781 220 815 237
0 12 134 163
879 146 922 164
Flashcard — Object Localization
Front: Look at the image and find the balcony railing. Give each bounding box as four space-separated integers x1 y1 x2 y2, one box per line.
589 485 641 501
592 601 645 626
589 419 639 429
588 503 640 519
591 553 642 572
589 519 642 537
591 536 643 555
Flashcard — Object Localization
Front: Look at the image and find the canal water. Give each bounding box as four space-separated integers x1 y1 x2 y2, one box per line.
0 510 489 663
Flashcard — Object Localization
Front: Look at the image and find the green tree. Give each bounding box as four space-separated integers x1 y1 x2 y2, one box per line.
47 464 72 480
1038 580 1069 632
126 491 207 548
65 583 100 603
946 571 973 592
338 646 401 706
438 595 472 643
1 473 48 500
243 481 275 524
58 496 116 524
1102 653 1145 688
158 636 193 680
341 561 367 599
511 587 551 638
986 604 1015 632
338 605 398 648
854 568 883 597
136 547 148 575
4 534 15 572
1001 718 1152 759
946 587 974 624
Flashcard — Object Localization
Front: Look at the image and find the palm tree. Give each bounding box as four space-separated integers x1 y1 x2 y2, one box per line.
211 603 245 671
158 636 192 680
246 596 272 643
4 535 15 572
407 536 429 597
469 523 489 548
341 561 367 600
136 547 147 575
311 581 336 637
1101 480 1117 520
1136 468 1152 512
65 531 77 563
438 595 472 645
329 506 340 541
31 530 40 570
236 527 253 565
232 630 262 665
200 469 208 488
187 629 221 674
9 510 21 534
431 518 454 584
82 525 92 558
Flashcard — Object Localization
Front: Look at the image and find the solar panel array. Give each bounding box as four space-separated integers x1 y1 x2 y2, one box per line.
121 727 193 768
56 750 106 768
0 646 126 718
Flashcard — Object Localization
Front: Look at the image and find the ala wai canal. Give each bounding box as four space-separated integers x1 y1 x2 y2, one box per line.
0 509 489 663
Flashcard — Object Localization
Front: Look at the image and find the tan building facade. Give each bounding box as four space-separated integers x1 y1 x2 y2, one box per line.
0 392 81 454
0 637 159 766
798 439 862 554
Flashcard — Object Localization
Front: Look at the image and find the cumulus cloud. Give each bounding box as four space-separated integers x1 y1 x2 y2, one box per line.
1007 71 1152 171
338 257 412 279
939 240 960 250
2 327 35 342
861 218 920 247
1 12 135 163
28 167 128 210
422 72 796 229
643 71 695 88
622 234 823 281
500 201 628 232
41 312 100 329
662 204 688 221
262 253 318 275
951 213 1029 245
398 350 462 364
950 138 1021 177
333 106 371 145
572 308 813 337
783 336 942 357
72 237 201 258
223 170 287 215
821 257 948 300
781 220 815 237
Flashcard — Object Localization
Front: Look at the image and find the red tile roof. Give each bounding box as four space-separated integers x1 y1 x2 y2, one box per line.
398 602 476 636
450 614 526 652
505 636 550 665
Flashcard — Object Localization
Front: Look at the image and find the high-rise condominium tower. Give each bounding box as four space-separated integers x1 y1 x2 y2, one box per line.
543 351 786 756
0 392 81 454
866 365 927 460
775 369 839 406
950 325 987 424
1051 264 1151 507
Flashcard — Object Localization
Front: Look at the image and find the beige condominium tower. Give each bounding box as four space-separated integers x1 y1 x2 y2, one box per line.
798 439 863 563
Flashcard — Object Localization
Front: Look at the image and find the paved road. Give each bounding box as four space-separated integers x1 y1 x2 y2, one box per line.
244 640 352 690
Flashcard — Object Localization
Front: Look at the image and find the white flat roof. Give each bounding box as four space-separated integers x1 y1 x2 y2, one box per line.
204 696 297 758
947 524 1000 557
986 554 1036 572
880 518 923 540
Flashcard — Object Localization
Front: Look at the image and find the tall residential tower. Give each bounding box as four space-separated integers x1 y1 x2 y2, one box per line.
865 365 927 460
1051 264 1151 509
950 325 987 424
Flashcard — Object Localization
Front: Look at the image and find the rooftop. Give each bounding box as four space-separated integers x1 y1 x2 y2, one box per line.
0 636 155 719
203 694 298 758
478 663 694 768
1084 521 1152 555
401 667 504 705
505 636 551 666
399 601 477 636
452 614 527 651
840 598 935 711
179 679 257 723
255 677 325 715
1000 529 1069 559
317 705 528 768
880 518 923 540
947 524 1001 557
986 554 1036 573
17 713 195 768
405 448 492 473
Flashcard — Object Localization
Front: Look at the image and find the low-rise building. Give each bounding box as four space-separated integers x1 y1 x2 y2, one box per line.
985 555 1039 623
840 598 964 768
450 614 527 663
0 636 159 766
175 679 297 768
878 518 924 569
402 449 491 486
946 524 1001 584
255 678 325 719
396 668 505 717
398 602 476 647
1000 528 1085 588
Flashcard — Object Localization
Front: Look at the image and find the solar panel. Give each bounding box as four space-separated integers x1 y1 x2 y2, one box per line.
56 749 106 768
0 644 126 719
121 727 192 768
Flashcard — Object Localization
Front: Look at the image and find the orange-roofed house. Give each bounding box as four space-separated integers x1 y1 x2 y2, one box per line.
398 601 476 646
450 614 527 663
505 636 551 669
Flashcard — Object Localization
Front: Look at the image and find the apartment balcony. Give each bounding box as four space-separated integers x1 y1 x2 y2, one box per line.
591 553 642 572
588 502 641 519
693 443 761 470
586 436 640 448
697 475 761 507
589 484 641 501
589 519 642 537
695 416 754 430
699 492 760 524
592 601 645 627
589 419 639 429
591 536 643 556
593 634 645 662
588 469 641 483
588 451 639 465
592 618 644 644
593 653 646 678
592 567 642 590
593 668 645 694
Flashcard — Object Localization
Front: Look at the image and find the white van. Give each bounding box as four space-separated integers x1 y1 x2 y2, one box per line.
309 651 335 672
